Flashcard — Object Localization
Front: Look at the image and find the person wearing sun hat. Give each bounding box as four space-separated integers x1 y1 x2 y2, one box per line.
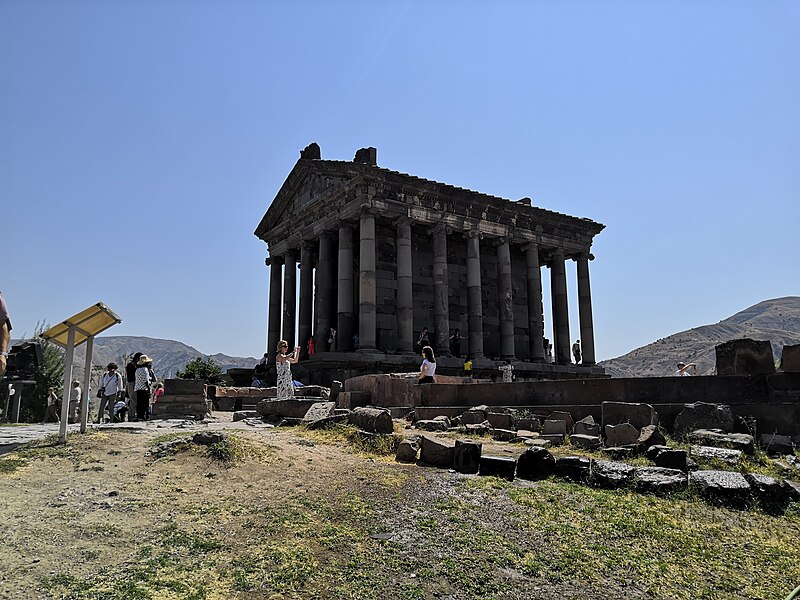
134 354 154 420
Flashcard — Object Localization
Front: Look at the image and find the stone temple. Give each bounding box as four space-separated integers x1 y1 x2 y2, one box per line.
255 143 605 385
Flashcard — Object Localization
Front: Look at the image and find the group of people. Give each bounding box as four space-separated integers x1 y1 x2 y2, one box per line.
96 353 163 422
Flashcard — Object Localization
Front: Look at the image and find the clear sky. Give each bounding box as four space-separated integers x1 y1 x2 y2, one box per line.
2 1 798 361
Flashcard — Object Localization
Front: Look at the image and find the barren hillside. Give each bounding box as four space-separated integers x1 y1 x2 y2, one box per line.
599 297 800 378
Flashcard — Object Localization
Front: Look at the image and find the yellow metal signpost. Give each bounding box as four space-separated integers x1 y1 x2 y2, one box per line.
41 303 121 444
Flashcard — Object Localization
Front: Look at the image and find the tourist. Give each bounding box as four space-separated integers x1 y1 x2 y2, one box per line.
498 359 514 383
449 329 463 357
464 355 473 379
572 339 582 364
259 352 268 365
417 327 430 350
44 387 60 423
134 354 154 420
68 380 81 423
308 337 315 355
544 338 554 363
125 352 143 420
153 382 164 404
276 339 300 400
97 363 124 423
251 375 263 387
674 362 696 377
327 327 337 352
418 345 436 384
113 398 128 422
353 333 359 351
0 291 11 379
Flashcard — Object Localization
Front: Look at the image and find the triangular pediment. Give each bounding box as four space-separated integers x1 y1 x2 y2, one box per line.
255 161 354 240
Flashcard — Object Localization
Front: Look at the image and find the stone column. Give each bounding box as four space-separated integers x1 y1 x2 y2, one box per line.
497 238 515 359
432 224 451 356
282 248 297 348
314 232 335 351
358 210 377 351
466 231 484 358
266 256 283 365
396 219 414 353
550 249 571 365
337 224 354 351
576 253 596 365
298 242 314 358
524 243 545 362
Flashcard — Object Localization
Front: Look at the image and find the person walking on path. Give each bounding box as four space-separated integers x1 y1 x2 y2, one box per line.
572 340 582 364
97 363 124 423
463 355 473 379
125 352 143 420
674 362 696 376
134 355 154 420
276 340 300 400
43 387 60 423
416 327 430 350
0 291 11 379
418 345 437 384
327 328 337 352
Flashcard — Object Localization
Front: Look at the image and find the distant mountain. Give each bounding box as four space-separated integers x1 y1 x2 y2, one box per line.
10 335 258 381
599 297 800 378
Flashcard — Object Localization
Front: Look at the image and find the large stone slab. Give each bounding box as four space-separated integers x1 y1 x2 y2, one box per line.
590 460 635 489
540 433 564 446
516 447 556 480
674 402 734 436
415 419 448 432
454 439 482 474
690 470 751 506
492 429 517 442
637 425 666 450
465 422 491 436
461 409 487 425
395 438 420 463
781 344 800 373
570 434 601 450
654 449 688 471
554 456 590 482
745 473 788 505
689 429 754 454
605 423 640 447
164 379 205 396
486 412 513 430
543 420 567 435
303 402 336 423
691 445 742 464
419 436 454 468
759 433 794 456
479 455 516 480
258 398 324 420
602 402 657 430
348 407 394 434
548 411 574 430
715 338 775 376
634 467 687 495
574 416 599 437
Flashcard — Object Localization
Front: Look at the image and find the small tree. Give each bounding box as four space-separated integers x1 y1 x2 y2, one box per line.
176 357 224 385
24 322 64 422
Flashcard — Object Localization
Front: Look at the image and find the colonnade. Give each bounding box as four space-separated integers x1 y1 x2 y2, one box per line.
266 212 596 366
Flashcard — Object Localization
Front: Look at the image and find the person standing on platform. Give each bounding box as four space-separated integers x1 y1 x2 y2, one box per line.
498 360 514 383
449 329 463 358
0 291 11 379
572 340 582 364
134 355 154 420
463 355 473 379
68 380 82 423
673 362 696 376
417 327 430 350
276 340 300 400
125 352 143 420
418 345 436 384
97 363 124 423
327 328 337 352
43 387 60 423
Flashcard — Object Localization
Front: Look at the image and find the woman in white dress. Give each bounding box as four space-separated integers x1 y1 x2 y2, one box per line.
276 339 301 400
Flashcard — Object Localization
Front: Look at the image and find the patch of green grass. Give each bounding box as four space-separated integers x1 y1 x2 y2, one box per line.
0 456 26 474
299 424 402 457
503 480 800 599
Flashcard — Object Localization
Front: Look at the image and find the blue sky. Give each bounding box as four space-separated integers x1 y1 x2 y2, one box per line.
2 1 798 361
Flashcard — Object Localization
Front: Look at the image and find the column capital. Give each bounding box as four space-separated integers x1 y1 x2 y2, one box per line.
395 216 414 227
284 247 298 258
299 239 315 250
359 204 379 217
319 230 337 241
489 235 512 248
265 255 284 267
466 229 483 240
522 241 540 254
429 222 452 236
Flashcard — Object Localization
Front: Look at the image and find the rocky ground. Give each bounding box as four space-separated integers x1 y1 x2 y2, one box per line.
1 415 800 599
